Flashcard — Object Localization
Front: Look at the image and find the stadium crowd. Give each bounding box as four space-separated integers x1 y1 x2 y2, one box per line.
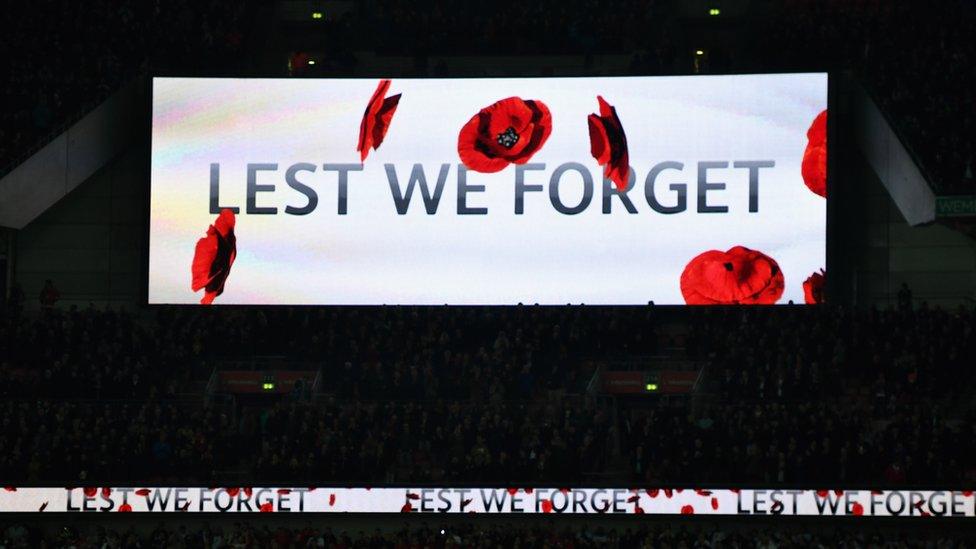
1 521 972 548
2 301 974 486
755 0 976 194
5 1 974 196
0 0 251 171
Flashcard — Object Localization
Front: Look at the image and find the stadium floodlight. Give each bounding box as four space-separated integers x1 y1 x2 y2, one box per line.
262 382 275 390
308 60 316 65
645 383 658 392
312 11 323 19
695 50 704 56
709 8 721 16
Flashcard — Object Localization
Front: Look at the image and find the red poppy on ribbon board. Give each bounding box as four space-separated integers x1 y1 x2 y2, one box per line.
803 269 825 304
357 79 401 162
802 109 827 197
680 246 785 305
191 209 237 305
458 97 552 173
588 95 630 190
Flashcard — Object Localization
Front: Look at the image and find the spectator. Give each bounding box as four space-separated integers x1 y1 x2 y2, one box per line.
38 279 60 309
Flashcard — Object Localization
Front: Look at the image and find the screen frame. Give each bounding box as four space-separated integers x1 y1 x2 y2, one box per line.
142 71 831 308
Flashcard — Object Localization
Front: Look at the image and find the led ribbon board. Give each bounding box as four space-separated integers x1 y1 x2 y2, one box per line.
2 487 971 516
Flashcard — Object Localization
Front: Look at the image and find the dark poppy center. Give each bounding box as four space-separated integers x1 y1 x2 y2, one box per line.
496 127 520 149
723 262 734 272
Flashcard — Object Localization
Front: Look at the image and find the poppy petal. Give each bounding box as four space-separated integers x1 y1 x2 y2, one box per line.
213 208 235 237
358 80 399 162
370 93 401 152
508 100 552 163
191 209 237 305
597 95 613 118
588 96 630 190
358 79 391 158
803 269 826 304
588 115 611 165
802 109 828 197
191 229 218 292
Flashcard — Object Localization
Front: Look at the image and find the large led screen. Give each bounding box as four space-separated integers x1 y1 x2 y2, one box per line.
149 74 828 305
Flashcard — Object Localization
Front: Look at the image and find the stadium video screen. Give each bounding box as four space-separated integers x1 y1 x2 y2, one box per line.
148 74 828 305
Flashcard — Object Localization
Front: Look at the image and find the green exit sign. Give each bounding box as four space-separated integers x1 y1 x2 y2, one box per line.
936 196 976 217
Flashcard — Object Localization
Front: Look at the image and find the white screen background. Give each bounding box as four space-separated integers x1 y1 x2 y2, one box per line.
149 74 827 305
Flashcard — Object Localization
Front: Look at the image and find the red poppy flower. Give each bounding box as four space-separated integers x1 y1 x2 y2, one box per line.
711 497 719 510
259 502 273 513
329 493 336 506
118 503 132 512
852 502 864 516
357 79 401 162
457 97 552 173
803 269 825 304
541 499 553 513
191 209 237 305
680 246 785 305
588 95 630 190
802 109 827 197
681 505 695 515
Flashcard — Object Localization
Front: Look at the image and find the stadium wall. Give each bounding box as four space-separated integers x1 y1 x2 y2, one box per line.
12 144 148 309
845 152 976 307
